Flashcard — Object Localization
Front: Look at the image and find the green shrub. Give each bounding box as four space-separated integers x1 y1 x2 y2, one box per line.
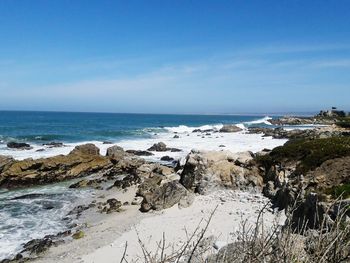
326 183 350 199
260 137 350 175
336 117 350 129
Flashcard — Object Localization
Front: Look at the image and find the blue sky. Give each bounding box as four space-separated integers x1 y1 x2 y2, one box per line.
0 1 350 114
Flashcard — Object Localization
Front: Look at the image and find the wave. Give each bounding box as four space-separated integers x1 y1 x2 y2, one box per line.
243 116 272 125
164 124 223 133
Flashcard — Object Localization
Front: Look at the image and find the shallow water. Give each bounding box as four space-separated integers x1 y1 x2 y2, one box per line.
0 180 94 259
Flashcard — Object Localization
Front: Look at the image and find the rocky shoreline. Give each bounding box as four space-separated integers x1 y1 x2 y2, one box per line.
1 115 350 262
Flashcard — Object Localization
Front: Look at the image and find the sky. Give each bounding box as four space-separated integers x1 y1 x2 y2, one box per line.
0 0 349 114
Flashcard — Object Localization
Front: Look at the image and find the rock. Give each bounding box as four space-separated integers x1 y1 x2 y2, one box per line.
72 230 85 239
173 135 180 139
139 180 193 212
0 155 14 173
67 205 90 218
43 142 63 147
131 196 143 205
148 142 167 151
70 143 100 156
180 150 262 194
219 145 226 147
113 173 141 188
169 148 182 152
0 145 111 188
21 237 53 255
102 141 113 144
160 156 174 162
106 145 125 160
100 198 122 213
7 142 32 150
69 179 103 189
126 150 154 156
219 125 242 133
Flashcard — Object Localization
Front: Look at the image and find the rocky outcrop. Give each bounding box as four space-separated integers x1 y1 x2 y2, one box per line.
0 144 111 188
219 125 242 133
257 137 350 229
248 127 350 140
268 116 338 126
180 150 262 194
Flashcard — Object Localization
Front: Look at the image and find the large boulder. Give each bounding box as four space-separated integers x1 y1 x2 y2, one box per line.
219 125 242 133
180 150 262 194
70 143 100 156
138 178 193 212
106 145 125 160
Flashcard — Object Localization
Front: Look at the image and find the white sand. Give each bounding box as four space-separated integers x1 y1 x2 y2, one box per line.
33 189 284 263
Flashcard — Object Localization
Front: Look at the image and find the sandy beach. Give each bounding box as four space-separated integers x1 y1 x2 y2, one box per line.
33 188 283 263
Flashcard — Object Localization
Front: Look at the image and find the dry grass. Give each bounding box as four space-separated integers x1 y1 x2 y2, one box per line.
119 201 350 263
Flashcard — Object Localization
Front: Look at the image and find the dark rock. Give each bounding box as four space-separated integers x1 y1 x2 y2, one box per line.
173 135 180 139
43 142 63 147
138 180 191 212
125 150 154 156
11 193 46 200
102 141 113 144
160 156 174 162
169 148 182 152
7 142 32 150
113 173 141 189
21 237 53 255
147 142 167 151
100 198 122 213
67 205 90 218
69 178 103 189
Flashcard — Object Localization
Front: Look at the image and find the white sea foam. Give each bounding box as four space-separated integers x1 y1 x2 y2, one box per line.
0 128 288 163
244 116 272 125
2 117 323 162
164 124 223 133
0 181 94 259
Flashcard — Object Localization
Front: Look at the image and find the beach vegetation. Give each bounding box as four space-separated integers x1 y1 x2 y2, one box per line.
256 137 350 175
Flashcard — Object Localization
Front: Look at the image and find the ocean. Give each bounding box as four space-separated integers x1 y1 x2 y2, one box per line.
0 111 283 260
